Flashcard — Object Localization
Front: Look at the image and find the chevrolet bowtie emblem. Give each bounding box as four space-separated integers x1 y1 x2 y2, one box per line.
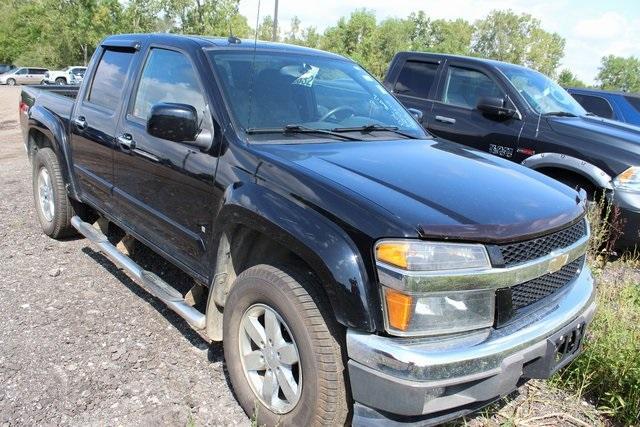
548 253 569 274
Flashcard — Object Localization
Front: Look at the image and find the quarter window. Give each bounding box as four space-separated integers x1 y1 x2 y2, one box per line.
442 66 504 109
624 95 640 114
132 48 207 121
88 49 135 111
571 94 613 119
394 61 438 99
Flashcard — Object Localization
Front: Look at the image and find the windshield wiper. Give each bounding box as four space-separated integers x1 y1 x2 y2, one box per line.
331 124 420 139
544 111 578 117
246 124 363 141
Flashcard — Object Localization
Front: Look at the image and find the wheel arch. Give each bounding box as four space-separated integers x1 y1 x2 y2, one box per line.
522 153 613 190
205 182 375 340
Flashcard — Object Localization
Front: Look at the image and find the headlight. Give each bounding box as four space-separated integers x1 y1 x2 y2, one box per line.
376 240 494 336
613 166 640 191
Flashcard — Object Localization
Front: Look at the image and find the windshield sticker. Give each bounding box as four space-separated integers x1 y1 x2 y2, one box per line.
293 65 319 87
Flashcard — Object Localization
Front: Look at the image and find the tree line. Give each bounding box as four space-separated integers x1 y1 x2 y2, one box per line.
0 0 638 92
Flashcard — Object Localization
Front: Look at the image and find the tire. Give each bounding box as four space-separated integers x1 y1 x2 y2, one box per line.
7 78 16 86
55 77 66 85
32 147 76 238
223 264 349 426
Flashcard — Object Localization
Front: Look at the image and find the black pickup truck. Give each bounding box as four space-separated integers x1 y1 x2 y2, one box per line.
20 34 595 426
385 52 640 248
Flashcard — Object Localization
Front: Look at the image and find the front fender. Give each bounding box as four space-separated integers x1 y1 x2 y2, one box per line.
214 181 375 331
28 105 80 198
522 152 613 190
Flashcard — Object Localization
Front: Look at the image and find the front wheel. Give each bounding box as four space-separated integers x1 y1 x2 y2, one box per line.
55 77 66 85
32 148 75 238
7 78 16 86
223 265 349 426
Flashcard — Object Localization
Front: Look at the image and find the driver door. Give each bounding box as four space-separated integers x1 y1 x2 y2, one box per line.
114 46 218 274
427 62 523 161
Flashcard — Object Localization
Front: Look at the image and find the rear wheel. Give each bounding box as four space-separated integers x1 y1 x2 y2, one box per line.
32 148 75 238
223 264 349 426
7 78 16 86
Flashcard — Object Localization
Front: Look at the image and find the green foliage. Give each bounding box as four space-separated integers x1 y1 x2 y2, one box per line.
558 69 586 88
597 55 640 92
551 270 640 424
472 9 564 77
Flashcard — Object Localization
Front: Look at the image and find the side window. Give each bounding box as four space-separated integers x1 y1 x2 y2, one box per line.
132 48 207 122
394 60 438 99
624 95 640 113
442 66 504 109
88 49 135 111
572 94 613 119
15 69 27 75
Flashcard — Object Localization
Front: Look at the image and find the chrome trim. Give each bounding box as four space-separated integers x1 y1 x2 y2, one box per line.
348 265 596 382
377 226 589 293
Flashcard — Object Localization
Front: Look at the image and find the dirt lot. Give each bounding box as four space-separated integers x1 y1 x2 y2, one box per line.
0 86 606 426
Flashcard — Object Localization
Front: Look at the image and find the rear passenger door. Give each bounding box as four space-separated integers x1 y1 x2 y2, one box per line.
427 62 523 160
70 47 137 212
389 58 442 125
114 46 218 275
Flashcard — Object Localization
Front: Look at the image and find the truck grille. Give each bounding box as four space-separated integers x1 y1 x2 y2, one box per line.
499 220 587 267
510 255 584 311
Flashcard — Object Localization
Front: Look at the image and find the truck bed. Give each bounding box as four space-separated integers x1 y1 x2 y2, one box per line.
20 85 79 131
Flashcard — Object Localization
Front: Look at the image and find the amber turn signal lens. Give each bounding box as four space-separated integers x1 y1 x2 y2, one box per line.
376 242 409 269
384 289 413 331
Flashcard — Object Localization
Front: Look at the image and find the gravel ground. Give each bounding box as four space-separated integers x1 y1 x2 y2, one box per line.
0 86 607 426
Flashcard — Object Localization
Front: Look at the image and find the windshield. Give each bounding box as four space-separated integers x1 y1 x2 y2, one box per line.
208 50 426 140
498 65 586 116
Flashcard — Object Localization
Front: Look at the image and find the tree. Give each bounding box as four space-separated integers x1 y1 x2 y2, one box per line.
321 9 377 66
597 55 640 92
257 15 277 41
558 69 586 88
408 12 473 55
471 10 565 76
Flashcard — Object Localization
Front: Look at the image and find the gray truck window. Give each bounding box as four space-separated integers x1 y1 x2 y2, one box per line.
442 67 503 109
132 48 207 121
88 49 134 111
572 94 613 119
624 95 640 113
394 61 438 99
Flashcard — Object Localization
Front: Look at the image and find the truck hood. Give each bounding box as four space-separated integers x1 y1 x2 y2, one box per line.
547 115 640 156
257 138 585 243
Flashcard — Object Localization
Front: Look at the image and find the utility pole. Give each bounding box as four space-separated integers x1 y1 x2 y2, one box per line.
272 0 279 41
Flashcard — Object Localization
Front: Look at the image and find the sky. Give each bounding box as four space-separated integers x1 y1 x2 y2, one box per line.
238 0 640 84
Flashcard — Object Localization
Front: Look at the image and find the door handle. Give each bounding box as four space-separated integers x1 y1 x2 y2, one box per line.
73 117 87 130
117 134 136 150
435 115 456 124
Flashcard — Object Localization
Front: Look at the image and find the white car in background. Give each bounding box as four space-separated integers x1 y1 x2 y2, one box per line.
43 66 86 85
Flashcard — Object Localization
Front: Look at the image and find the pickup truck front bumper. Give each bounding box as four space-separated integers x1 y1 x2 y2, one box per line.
347 265 596 426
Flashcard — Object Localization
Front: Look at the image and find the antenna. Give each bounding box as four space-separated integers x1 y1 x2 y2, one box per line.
227 22 241 44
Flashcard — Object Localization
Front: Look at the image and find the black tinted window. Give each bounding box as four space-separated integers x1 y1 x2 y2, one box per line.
29 68 46 74
624 95 640 113
133 49 206 120
572 94 613 119
442 66 504 109
394 61 438 99
88 50 134 111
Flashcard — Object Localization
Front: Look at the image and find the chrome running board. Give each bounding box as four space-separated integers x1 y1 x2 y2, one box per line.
71 216 206 330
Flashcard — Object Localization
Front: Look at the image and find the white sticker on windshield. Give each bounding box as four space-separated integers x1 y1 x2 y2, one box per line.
293 66 319 87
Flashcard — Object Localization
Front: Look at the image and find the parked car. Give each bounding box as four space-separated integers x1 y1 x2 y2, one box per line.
68 67 86 85
567 87 640 126
385 52 640 248
0 63 16 74
20 34 595 426
0 67 48 85
43 66 87 85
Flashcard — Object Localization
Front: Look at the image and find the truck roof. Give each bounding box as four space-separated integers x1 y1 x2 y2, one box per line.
566 86 640 98
395 51 534 72
103 33 348 61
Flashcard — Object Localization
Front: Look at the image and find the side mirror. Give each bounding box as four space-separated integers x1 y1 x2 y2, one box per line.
147 103 199 143
407 108 424 121
477 96 516 119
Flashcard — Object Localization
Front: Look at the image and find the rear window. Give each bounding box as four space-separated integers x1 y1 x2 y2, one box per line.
88 49 134 111
572 94 614 119
394 60 438 99
624 95 640 113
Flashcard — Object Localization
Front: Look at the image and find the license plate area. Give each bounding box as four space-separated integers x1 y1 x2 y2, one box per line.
552 321 585 367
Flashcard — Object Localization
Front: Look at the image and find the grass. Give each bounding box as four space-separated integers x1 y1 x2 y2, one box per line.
550 197 640 425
